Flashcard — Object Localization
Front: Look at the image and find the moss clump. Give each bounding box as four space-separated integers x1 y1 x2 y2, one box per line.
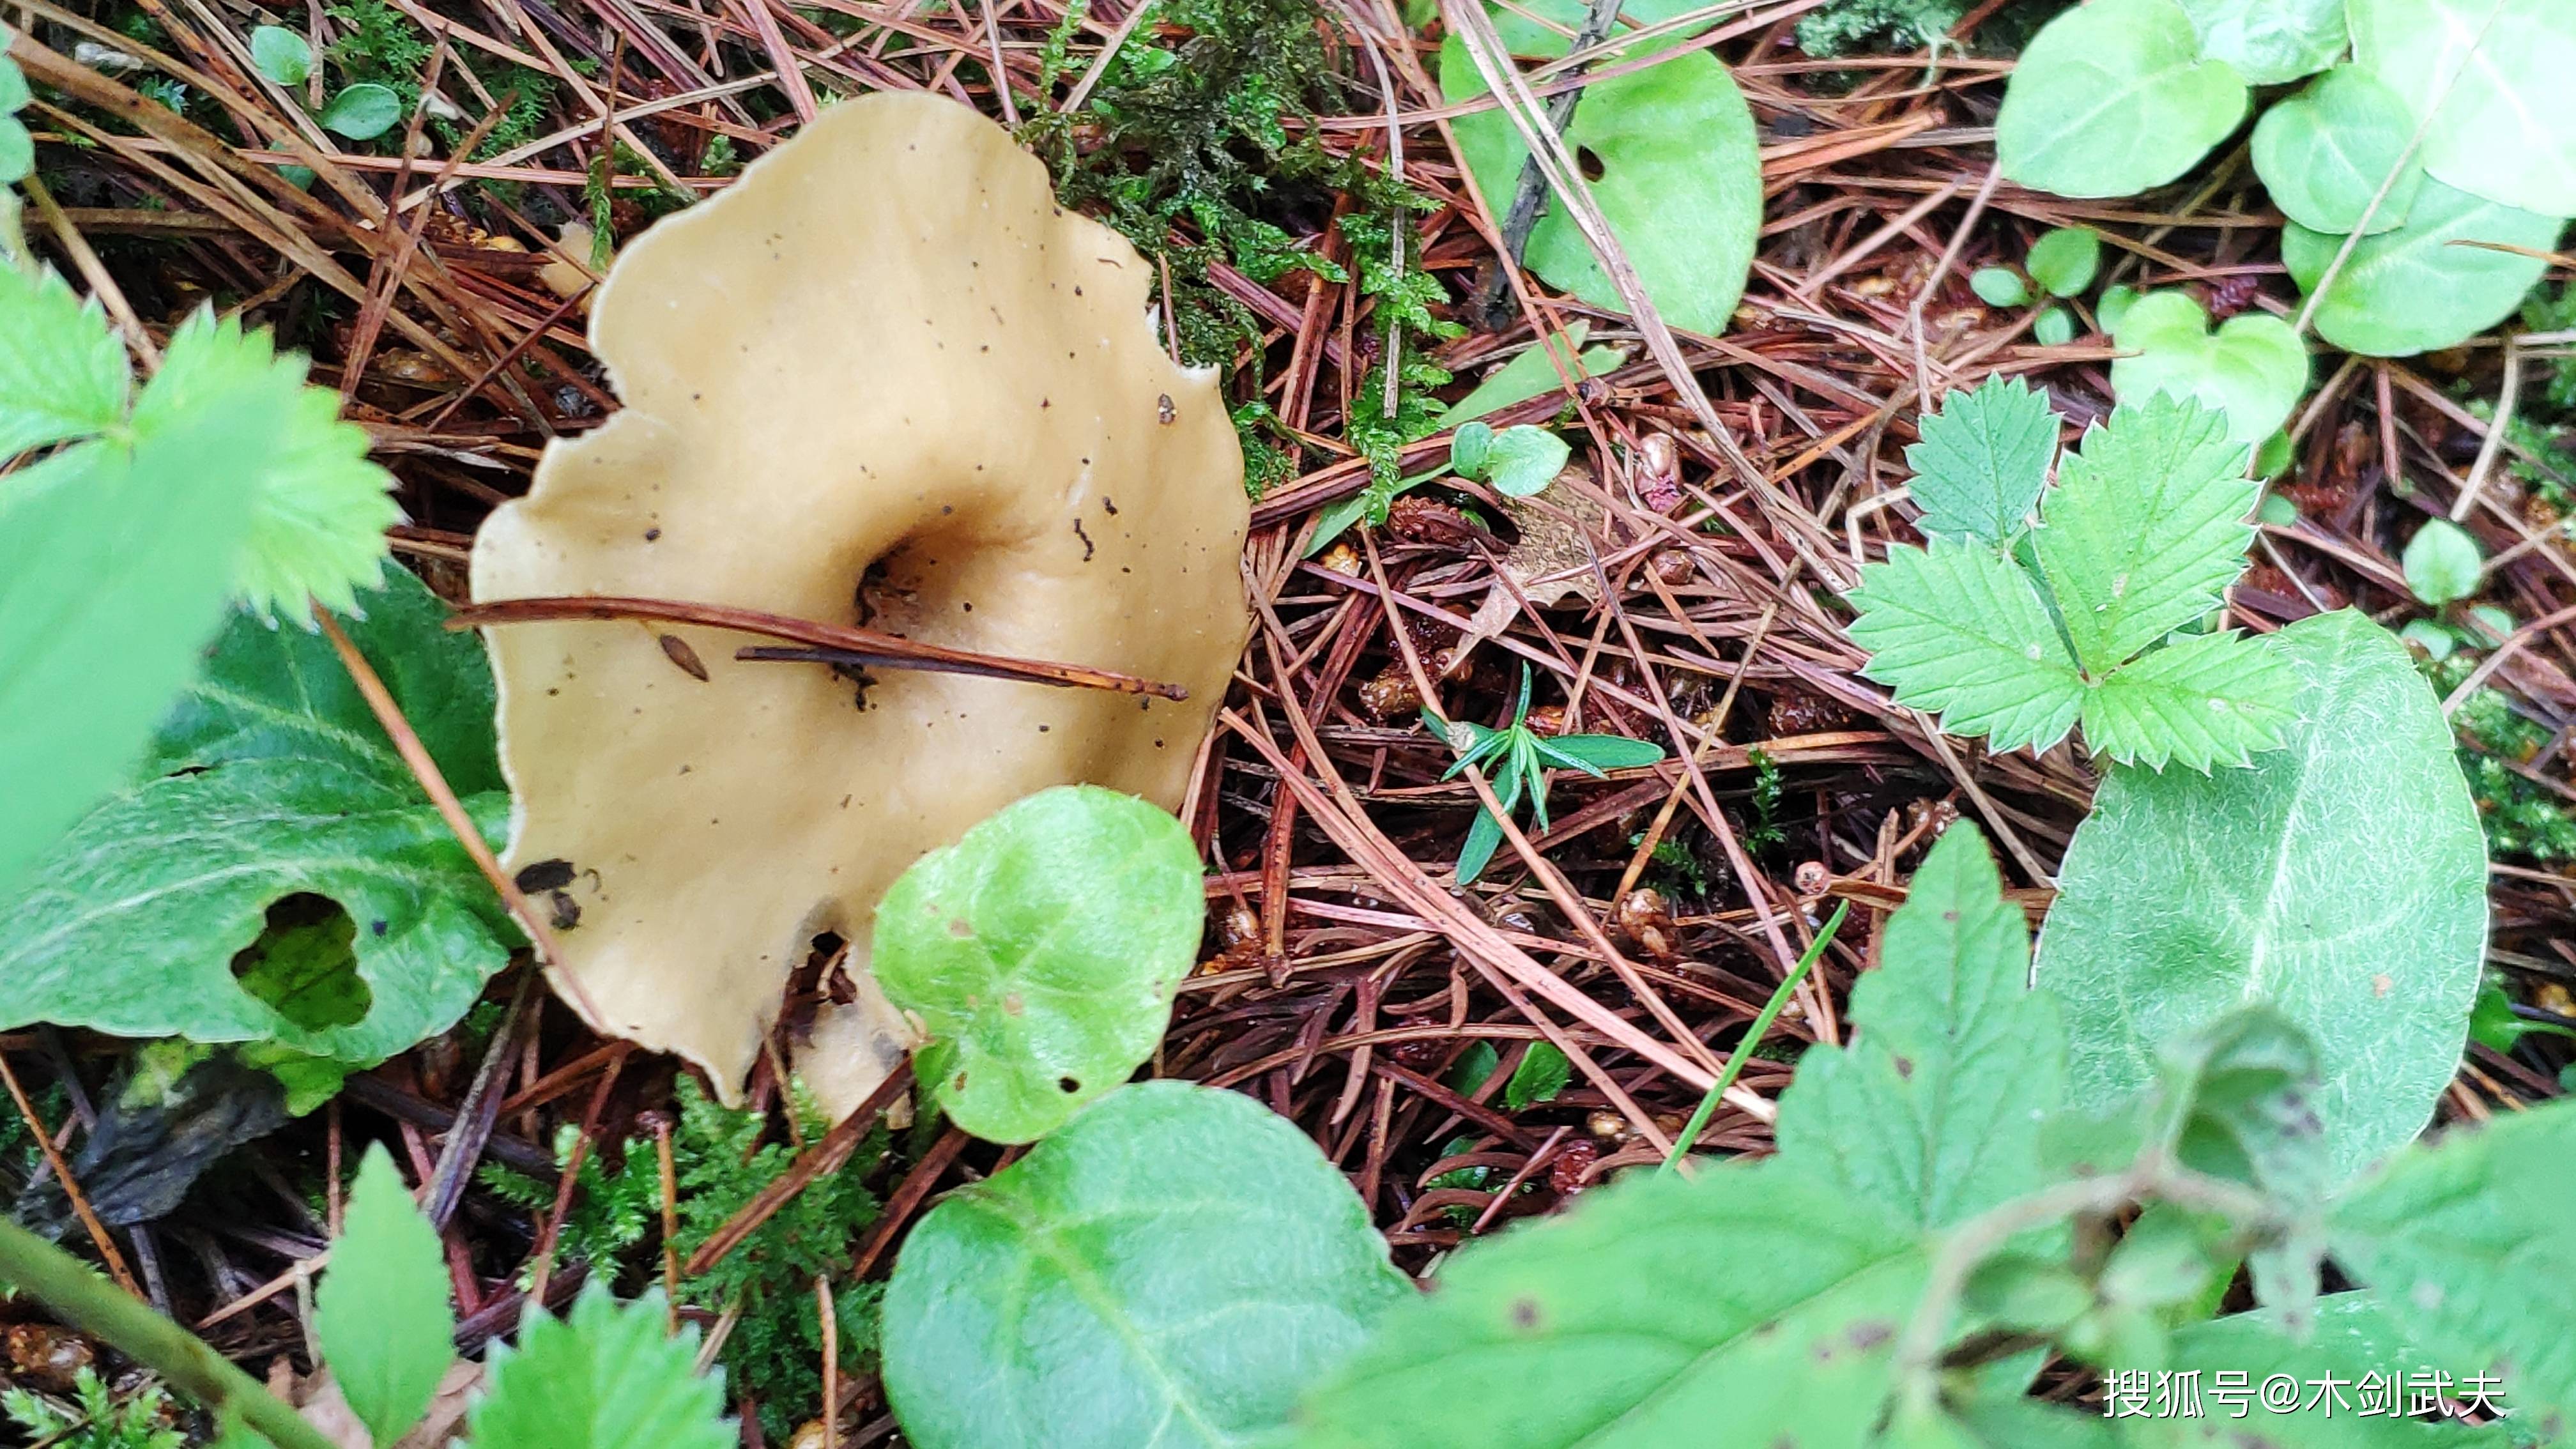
2432 658 2576 862
1792 0 2068 57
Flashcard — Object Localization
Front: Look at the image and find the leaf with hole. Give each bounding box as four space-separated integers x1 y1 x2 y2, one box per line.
2350 0 2576 218
2402 518 2482 606
316 1143 454 1448
2251 66 2426 236
2036 610 2488 1183
2174 0 2348 84
2283 179 2564 358
873 785 1205 1143
1995 0 2250 199
1439 0 1760 334
884 1082 1409 1449
2108 291 2309 451
0 569 516 1063
1774 823 2067 1230
1904 374 2058 545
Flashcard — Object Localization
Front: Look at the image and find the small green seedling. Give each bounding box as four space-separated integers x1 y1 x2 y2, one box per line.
1307 420 1561 555
2024 226 2100 296
2402 516 2483 607
245 24 405 140
250 25 314 86
1423 664 1667 882
1968 266 2029 308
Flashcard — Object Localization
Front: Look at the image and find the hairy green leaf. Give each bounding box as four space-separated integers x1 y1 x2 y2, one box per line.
2033 395 2257 675
1775 822 2066 1229
2163 1294 2513 1446
130 310 399 622
0 571 515 1061
2283 181 2564 358
0 263 130 458
874 786 1205 1143
2077 630 2300 772
2108 292 2310 450
2402 518 2483 607
316 1143 454 1448
884 1082 1408 1449
2251 66 2426 236
2037 610 2488 1183
1848 540 2086 753
2331 1100 2576 1437
2350 0 2576 217
1995 0 2249 199
2175 0 2348 84
468 1283 731 1449
1904 376 2058 544
0 395 266 896
1441 0 1759 334
1294 1161 1924 1449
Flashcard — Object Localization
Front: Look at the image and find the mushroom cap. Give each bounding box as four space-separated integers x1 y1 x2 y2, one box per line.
469 93 1247 1112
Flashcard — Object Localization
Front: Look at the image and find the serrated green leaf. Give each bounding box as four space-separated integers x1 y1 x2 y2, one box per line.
0 263 130 457
2025 228 2100 297
1848 539 2087 754
0 49 29 112
0 571 516 1062
2078 630 2300 771
2350 0 2576 217
2251 66 2426 236
466 1282 731 1449
319 81 404 140
2402 518 2482 606
2033 395 2257 674
1294 1160 1925 1449
131 309 398 621
249 25 312 86
1905 377 2059 546
2283 181 2564 358
316 1143 454 1448
0 115 31 187
1484 425 1568 498
874 786 1204 1143
2174 0 2348 84
885 1082 1408 1449
1503 1041 1570 1110
1440 0 1759 334
2330 1100 2576 1436
1433 325 1626 432
1775 823 2066 1230
2037 610 2488 1184
0 395 266 896
1995 0 2249 199
2163 1294 2512 1446
2108 292 2310 450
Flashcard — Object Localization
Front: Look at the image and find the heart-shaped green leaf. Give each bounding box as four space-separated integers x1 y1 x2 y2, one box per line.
2037 610 2488 1184
884 1082 1409 1449
1440 0 1759 334
319 82 404 140
2402 517 2483 606
2252 66 2426 236
1997 0 2250 199
249 24 312 87
2351 0 2576 217
2282 179 2564 357
873 785 1205 1143
2174 0 2348 84
2109 291 2310 449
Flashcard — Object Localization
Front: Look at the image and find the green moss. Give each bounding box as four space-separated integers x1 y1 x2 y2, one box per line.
3 1369 183 1449
1792 0 2067 57
2432 658 2576 862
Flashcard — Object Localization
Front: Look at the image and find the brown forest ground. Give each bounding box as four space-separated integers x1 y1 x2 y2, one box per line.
4 0 2575 1440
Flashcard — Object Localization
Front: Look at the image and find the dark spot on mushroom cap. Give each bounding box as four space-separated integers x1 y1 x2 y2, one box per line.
644 527 662 541
515 859 578 893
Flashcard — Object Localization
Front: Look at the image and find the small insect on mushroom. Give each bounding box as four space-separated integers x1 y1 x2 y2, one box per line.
466 93 1250 1118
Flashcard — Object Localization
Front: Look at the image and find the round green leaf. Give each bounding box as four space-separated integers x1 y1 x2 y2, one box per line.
2036 610 2488 1184
2402 517 2482 606
1996 0 2250 199
2400 617 2457 660
2033 304 2076 347
249 25 312 87
2251 66 2425 236
2110 291 2309 449
0 52 31 112
2282 179 2564 357
1439 1 1759 334
2351 0 2576 218
1450 418 1494 479
2096 284 2142 333
2174 0 2348 84
0 116 32 188
2026 227 2101 297
2253 432 2296 481
882 1082 1409 1449
1969 266 2030 308
873 785 1204 1144
319 82 404 140
1484 423 1569 498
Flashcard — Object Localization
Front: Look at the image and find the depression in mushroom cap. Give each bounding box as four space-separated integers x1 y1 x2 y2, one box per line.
468 92 1249 1119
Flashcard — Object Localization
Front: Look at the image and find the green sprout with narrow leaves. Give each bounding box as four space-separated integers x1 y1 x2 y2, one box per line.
1424 665 1667 883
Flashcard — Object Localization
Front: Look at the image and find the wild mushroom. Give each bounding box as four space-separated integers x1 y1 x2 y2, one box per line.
468 93 1248 1116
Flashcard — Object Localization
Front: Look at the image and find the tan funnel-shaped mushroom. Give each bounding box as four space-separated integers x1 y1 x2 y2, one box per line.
469 92 1248 1116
